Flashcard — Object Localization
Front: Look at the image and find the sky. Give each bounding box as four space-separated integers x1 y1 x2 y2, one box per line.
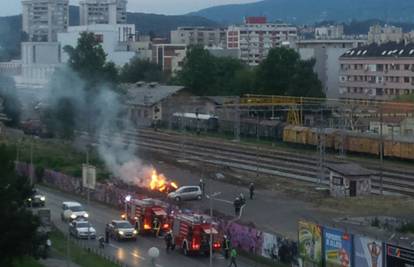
0 0 260 16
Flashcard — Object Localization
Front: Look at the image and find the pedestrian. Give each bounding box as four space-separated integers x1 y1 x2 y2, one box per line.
222 235 231 259
233 197 241 216
199 179 205 195
239 193 246 205
153 217 160 237
105 224 110 243
228 248 238 267
249 183 255 200
164 230 173 253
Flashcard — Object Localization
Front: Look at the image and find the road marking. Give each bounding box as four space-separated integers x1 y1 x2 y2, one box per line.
213 198 233 204
131 252 146 260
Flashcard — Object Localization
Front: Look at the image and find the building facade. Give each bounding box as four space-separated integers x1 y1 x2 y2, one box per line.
79 0 127 25
227 17 298 66
297 40 365 98
152 44 187 75
170 27 227 48
315 25 344 40
339 43 414 100
58 24 136 66
22 0 69 42
368 25 404 44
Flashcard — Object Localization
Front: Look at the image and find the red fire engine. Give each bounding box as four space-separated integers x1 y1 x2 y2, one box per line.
172 213 222 256
126 198 172 236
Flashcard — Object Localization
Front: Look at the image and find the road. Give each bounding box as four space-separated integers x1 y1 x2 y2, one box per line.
40 186 266 267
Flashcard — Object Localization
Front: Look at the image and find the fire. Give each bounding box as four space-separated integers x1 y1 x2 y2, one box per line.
149 169 178 193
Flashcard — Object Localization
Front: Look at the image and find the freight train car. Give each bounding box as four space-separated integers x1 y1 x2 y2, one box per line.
171 113 219 132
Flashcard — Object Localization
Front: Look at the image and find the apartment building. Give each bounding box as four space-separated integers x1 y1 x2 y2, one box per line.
339 42 414 100
79 0 127 25
152 44 187 75
368 25 404 44
297 39 365 98
22 0 69 42
227 17 298 66
314 25 344 40
170 27 227 47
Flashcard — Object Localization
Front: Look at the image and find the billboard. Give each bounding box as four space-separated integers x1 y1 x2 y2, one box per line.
323 227 353 267
261 232 278 260
354 235 383 267
298 221 323 267
386 243 414 267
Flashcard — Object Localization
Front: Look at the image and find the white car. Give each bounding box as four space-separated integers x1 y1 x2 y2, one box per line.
61 201 89 221
69 220 96 239
167 186 202 202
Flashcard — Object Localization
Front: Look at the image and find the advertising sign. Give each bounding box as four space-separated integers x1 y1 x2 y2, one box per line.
82 164 96 190
354 235 383 267
386 243 414 267
323 227 353 267
298 221 323 267
261 232 278 260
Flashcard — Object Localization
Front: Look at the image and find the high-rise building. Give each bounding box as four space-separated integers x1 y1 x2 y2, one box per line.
170 27 227 48
22 0 69 42
79 0 127 25
227 17 298 66
368 25 404 44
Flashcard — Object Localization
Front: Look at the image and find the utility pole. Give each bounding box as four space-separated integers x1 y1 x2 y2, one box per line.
256 111 260 180
30 136 34 185
207 192 221 267
318 108 325 184
234 97 240 141
379 107 384 195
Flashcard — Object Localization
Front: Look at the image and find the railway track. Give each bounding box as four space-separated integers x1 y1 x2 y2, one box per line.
81 129 414 196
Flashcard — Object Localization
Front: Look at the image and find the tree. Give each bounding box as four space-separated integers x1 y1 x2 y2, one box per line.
63 31 118 87
256 47 325 97
119 58 164 83
176 46 251 96
0 73 21 126
0 144 42 266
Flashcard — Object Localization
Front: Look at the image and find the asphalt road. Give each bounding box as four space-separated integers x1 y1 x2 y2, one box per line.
39 186 266 267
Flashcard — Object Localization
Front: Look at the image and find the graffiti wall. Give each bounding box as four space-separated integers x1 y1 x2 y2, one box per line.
298 221 323 267
323 227 353 267
227 222 263 255
262 232 279 260
354 235 383 267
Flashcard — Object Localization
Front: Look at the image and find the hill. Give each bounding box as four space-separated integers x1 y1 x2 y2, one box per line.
191 0 414 24
0 6 218 61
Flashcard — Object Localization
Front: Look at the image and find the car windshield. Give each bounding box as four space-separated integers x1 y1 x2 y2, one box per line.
70 206 84 212
76 222 89 228
117 222 132 228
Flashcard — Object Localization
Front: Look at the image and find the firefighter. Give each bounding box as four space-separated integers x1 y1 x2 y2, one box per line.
233 197 241 216
239 193 246 205
164 230 173 253
153 217 161 237
249 183 255 200
228 248 238 267
105 224 110 243
222 235 231 259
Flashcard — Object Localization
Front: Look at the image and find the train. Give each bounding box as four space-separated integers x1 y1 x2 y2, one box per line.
165 112 414 161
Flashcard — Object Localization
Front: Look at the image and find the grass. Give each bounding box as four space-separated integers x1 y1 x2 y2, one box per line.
13 257 45 267
50 228 119 267
0 135 110 180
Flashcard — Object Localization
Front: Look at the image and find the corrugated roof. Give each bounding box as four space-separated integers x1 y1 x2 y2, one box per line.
341 42 414 58
121 83 185 106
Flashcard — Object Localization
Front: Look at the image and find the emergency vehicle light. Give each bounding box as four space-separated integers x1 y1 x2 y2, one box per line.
163 223 169 229
144 224 151 230
213 243 221 249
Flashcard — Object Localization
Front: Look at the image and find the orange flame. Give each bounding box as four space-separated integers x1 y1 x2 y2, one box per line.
149 169 177 193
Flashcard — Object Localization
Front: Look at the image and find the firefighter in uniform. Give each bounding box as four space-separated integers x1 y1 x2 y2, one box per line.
164 230 174 253
222 235 231 259
249 183 255 200
153 217 161 237
233 197 241 216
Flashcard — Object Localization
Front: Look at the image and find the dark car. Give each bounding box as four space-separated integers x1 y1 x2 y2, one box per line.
107 220 138 241
27 189 46 207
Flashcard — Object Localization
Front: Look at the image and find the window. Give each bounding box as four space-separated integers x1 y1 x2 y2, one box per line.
333 176 343 186
404 77 410 83
405 64 410 70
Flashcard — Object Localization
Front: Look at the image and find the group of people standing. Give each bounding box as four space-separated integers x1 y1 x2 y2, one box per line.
233 182 255 216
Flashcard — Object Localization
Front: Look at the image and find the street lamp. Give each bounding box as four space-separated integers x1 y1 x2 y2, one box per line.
206 192 221 267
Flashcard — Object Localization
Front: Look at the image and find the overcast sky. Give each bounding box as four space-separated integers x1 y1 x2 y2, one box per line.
0 0 259 16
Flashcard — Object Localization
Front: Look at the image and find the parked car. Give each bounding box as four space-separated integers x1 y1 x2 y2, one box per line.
106 220 137 241
167 186 202 202
27 189 46 207
69 219 96 239
61 201 89 221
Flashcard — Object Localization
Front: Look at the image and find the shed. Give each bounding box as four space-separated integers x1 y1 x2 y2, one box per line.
326 163 376 197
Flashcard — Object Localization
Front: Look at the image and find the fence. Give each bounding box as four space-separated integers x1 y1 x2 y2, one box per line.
16 161 298 265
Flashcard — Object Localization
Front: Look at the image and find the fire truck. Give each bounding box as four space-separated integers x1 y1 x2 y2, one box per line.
172 213 222 256
125 198 172 236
